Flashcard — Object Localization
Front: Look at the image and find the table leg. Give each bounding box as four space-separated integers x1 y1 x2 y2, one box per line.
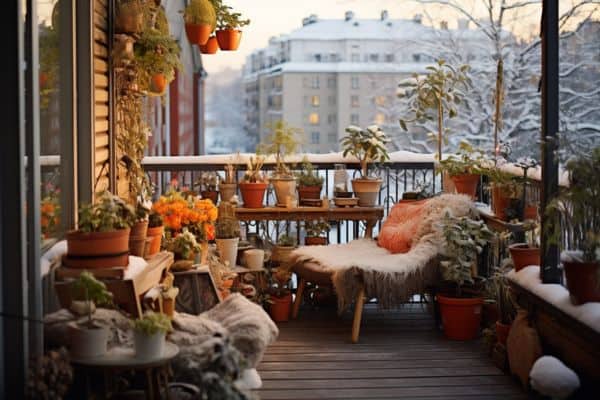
292 278 306 319
365 219 376 239
351 286 366 344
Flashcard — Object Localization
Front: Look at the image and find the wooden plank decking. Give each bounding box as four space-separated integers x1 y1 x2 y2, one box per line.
257 303 528 400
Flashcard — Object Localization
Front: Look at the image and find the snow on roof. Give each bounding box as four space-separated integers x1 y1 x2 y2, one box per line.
278 62 430 74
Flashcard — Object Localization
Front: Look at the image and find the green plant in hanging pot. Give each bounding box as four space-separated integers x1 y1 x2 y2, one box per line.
212 0 250 51
134 29 181 95
340 125 390 207
296 159 324 203
258 120 302 207
437 141 488 200
183 0 216 45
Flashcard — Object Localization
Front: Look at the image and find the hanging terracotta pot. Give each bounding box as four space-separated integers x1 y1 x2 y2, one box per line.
563 260 600 305
146 225 164 256
216 29 242 51
437 294 483 341
239 182 268 208
451 174 480 200
269 293 292 322
185 23 212 46
150 74 167 94
509 243 540 271
199 36 219 54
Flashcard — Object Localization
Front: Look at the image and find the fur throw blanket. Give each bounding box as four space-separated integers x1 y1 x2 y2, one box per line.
290 194 476 310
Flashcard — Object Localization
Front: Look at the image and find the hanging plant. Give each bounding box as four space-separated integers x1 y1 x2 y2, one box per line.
115 0 144 34
183 0 217 45
212 0 250 51
144 3 170 35
134 29 181 95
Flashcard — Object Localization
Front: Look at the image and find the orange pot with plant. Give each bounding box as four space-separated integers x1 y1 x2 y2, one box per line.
199 36 219 54
214 5 249 51
438 142 486 200
183 0 216 45
509 243 540 271
269 293 292 322
451 174 480 199
151 74 167 94
216 29 242 50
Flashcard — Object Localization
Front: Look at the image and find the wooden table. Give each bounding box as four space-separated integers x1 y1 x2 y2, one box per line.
235 206 384 239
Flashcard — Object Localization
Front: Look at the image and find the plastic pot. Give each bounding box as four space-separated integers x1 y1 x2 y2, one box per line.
65 228 130 269
239 182 268 208
509 243 540 271
451 173 480 200
564 260 600 305
216 29 242 51
184 23 212 45
146 225 164 256
437 294 483 340
269 293 292 322
199 36 219 54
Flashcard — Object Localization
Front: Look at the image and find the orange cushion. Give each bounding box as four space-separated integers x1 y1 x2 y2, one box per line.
377 199 429 254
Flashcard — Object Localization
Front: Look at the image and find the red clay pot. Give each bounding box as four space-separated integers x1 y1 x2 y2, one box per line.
201 190 219 204
129 220 149 257
298 185 322 202
150 74 167 94
216 29 242 51
437 294 483 340
564 260 600 305
491 186 512 221
451 174 480 200
146 225 164 256
199 36 219 54
65 229 130 269
305 236 327 246
509 243 540 271
185 23 212 45
239 182 267 208
495 321 511 345
269 293 292 322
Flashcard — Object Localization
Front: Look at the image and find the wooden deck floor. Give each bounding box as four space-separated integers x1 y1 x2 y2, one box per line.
256 303 528 400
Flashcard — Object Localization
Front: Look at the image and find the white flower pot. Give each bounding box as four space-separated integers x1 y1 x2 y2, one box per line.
244 249 265 270
216 237 239 267
271 177 296 207
351 178 382 206
134 331 165 360
68 322 108 358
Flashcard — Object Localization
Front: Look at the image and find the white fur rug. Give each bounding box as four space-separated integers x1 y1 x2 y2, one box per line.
291 194 475 310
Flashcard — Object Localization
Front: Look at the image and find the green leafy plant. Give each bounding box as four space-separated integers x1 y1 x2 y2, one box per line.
70 271 113 327
398 59 471 160
134 28 181 88
296 159 324 187
215 202 240 239
258 120 302 178
438 141 489 177
183 0 217 28
132 311 172 335
277 234 296 247
211 0 250 30
77 191 135 233
438 212 494 296
304 219 330 237
340 125 390 178
164 228 202 260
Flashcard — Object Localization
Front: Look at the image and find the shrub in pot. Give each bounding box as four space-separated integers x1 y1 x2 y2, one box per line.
146 211 164 256
65 191 135 269
68 271 113 358
438 141 487 199
267 269 293 322
483 164 523 221
134 28 181 96
182 0 216 45
215 201 241 267
132 311 172 359
239 156 268 208
212 0 250 51
437 212 494 340
341 125 390 207
296 159 324 203
304 219 330 246
546 147 600 305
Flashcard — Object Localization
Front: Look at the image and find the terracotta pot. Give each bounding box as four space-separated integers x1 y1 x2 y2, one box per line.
129 220 148 257
305 236 327 246
146 225 164 256
219 183 237 203
491 185 512 221
271 177 297 206
130 220 148 238
442 171 456 194
269 293 292 322
271 245 295 265
482 302 499 327
437 295 483 340
495 321 511 345
199 36 219 54
116 11 143 34
509 243 540 271
451 174 480 200
298 185 322 202
163 298 175 319
351 178 382 207
65 229 130 269
563 260 600 305
150 74 167 94
239 182 268 208
201 190 219 204
184 23 212 45
216 29 242 51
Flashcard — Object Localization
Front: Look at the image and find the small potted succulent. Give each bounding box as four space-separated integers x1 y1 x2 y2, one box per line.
197 171 220 204
145 210 164 257
215 201 241 267
129 202 150 257
436 212 494 340
220 161 237 203
304 219 330 246
267 269 293 322
239 155 268 208
68 271 113 358
509 221 540 271
341 125 390 206
134 29 181 95
438 141 487 199
271 234 297 266
182 0 216 45
546 147 600 305
66 191 135 269
213 0 250 51
296 159 324 203
164 228 202 261
258 121 302 207
132 311 172 359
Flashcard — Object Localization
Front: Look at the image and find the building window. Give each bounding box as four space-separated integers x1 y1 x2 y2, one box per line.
351 76 359 89
385 53 394 62
311 131 321 144
309 113 320 125
314 53 322 62
351 113 359 125
375 96 386 106
374 113 385 125
328 96 336 106
311 76 320 89
330 53 338 62
351 95 359 108
327 77 336 88
413 54 421 62
369 54 379 62
311 95 320 107
327 113 336 124
328 132 337 143
351 53 360 62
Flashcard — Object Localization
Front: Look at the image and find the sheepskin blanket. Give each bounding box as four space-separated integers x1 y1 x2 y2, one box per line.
290 194 476 310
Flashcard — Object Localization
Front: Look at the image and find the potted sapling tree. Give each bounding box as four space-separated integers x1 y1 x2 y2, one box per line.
215 201 241 267
239 155 268 208
341 125 390 206
132 311 172 359
213 0 250 51
437 141 488 199
296 159 324 204
68 271 113 358
304 219 330 246
182 0 216 45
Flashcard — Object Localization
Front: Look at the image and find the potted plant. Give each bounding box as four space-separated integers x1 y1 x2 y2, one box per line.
213 0 250 51
271 234 297 266
296 159 324 203
438 141 487 199
197 171 220 204
129 202 150 257
68 271 113 358
199 36 219 54
341 125 390 206
116 0 144 34
486 261 517 346
146 210 164 256
509 221 540 271
215 201 241 267
220 161 237 202
267 269 293 322
436 212 494 340
65 191 135 269
182 0 216 46
239 156 268 208
134 28 181 95
132 311 172 359
304 219 330 246
546 147 600 305
258 121 302 207
164 228 202 262
160 272 179 319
